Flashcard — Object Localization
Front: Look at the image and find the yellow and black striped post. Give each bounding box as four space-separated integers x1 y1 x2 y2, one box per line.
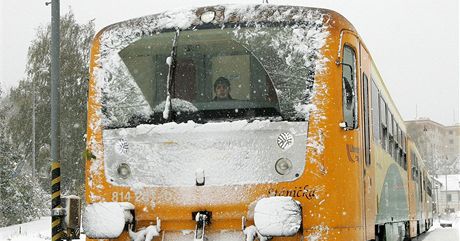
50 0 62 240
51 161 63 241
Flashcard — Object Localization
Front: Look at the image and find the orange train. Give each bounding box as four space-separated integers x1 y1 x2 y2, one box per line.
83 5 433 241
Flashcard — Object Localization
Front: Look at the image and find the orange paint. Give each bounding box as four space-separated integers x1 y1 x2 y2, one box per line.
85 6 432 241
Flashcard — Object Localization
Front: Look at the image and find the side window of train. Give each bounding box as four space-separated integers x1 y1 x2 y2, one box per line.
342 45 357 129
388 112 394 157
379 97 388 151
394 124 400 163
371 80 380 143
402 133 407 170
427 179 432 197
411 151 417 181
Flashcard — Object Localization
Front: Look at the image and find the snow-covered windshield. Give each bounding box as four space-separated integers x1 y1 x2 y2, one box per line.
114 28 280 126
96 6 329 128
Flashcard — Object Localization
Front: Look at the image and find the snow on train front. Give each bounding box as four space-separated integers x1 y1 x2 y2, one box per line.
84 4 331 241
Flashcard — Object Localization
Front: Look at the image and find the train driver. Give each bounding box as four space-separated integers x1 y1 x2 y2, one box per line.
213 77 233 100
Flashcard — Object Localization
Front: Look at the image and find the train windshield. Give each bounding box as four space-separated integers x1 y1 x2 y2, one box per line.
100 24 324 128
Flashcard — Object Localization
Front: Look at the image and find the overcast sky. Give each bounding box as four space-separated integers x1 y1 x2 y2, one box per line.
1 0 458 125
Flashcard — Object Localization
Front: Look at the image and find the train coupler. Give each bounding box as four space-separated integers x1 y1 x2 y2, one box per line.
193 212 210 241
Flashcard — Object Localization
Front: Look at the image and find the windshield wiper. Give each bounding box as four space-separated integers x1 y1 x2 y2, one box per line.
163 28 180 121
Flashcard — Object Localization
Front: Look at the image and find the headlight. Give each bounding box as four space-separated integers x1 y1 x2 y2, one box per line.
200 11 215 23
275 158 292 175
83 202 126 239
83 202 135 239
254 197 302 237
117 163 131 179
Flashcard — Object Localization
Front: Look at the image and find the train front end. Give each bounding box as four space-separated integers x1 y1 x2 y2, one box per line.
84 5 341 241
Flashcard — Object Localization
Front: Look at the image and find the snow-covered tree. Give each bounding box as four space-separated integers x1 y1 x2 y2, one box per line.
1 11 94 225
0 84 49 227
6 11 94 197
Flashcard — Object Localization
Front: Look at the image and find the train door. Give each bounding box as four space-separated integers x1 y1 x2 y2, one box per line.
359 43 376 241
339 31 365 240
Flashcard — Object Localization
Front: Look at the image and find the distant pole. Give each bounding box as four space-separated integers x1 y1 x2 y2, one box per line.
50 0 62 240
32 76 36 179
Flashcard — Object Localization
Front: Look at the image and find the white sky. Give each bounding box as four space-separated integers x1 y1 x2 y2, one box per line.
1 0 459 125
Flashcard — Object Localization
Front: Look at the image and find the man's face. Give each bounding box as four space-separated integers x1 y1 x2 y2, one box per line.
215 83 230 99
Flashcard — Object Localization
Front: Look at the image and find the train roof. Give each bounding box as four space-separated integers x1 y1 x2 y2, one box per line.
95 4 356 37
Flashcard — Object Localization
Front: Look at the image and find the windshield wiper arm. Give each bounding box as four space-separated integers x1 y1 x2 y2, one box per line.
163 28 180 121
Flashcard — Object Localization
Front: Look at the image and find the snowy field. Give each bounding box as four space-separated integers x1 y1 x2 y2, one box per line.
0 217 85 241
0 216 459 241
417 216 460 241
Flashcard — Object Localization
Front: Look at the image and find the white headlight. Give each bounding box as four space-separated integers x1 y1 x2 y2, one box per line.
117 163 131 179
200 11 215 23
83 202 126 239
275 158 292 175
254 197 302 237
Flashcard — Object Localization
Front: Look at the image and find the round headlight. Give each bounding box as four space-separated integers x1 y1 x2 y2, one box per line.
275 158 292 175
117 163 131 179
200 11 215 23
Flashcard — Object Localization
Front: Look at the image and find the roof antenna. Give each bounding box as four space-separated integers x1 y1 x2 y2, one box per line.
263 0 269 3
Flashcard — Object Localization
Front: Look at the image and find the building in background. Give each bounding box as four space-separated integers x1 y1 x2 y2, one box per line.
435 174 460 213
405 118 460 175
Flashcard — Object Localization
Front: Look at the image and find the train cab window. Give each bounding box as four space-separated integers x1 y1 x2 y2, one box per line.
100 24 329 127
342 45 358 129
113 28 284 126
371 80 380 143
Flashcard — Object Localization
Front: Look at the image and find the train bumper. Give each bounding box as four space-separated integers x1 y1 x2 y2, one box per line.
83 197 302 241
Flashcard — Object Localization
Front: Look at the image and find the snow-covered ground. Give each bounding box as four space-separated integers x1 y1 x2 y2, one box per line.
1 215 459 241
419 215 460 241
0 217 85 241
